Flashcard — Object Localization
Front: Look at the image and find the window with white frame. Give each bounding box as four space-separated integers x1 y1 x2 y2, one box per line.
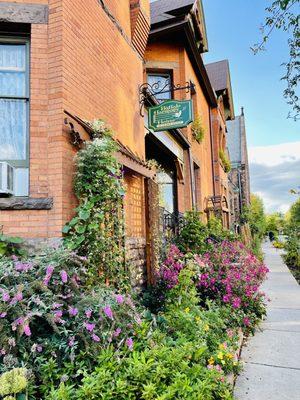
147 73 172 101
0 37 29 196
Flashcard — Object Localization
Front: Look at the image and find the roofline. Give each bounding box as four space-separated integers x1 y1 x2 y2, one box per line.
149 17 217 108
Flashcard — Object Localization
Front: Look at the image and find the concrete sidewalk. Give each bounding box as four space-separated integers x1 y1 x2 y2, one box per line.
234 241 300 400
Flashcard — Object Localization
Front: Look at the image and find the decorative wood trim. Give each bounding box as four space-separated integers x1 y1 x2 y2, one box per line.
0 3 48 24
0 197 53 210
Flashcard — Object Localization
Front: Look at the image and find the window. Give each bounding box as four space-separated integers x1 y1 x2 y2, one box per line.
147 73 171 101
0 37 29 195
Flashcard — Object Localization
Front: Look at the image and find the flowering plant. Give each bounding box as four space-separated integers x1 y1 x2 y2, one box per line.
0 247 142 395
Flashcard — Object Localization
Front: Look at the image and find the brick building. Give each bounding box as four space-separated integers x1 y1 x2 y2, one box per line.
0 0 243 284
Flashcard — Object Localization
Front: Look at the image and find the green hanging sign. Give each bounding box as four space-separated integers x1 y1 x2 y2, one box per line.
148 100 194 132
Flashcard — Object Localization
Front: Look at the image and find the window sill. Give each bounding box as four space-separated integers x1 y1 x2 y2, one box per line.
0 197 53 210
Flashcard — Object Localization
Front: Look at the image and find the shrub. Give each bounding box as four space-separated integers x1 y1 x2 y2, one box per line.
0 247 142 396
191 115 206 143
175 211 209 254
0 234 26 258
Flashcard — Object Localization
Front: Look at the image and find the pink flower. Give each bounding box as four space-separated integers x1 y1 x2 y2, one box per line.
243 317 250 326
68 307 78 316
2 292 10 302
46 265 54 275
113 327 122 337
0 348 6 355
91 333 100 342
68 337 75 347
85 322 95 332
60 270 68 283
0 312 7 318
115 294 124 304
15 292 23 301
103 306 113 320
232 297 241 309
24 325 31 337
52 303 63 309
85 309 92 318
126 337 134 350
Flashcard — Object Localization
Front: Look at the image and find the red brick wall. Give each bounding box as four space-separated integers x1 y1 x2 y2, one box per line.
0 0 149 240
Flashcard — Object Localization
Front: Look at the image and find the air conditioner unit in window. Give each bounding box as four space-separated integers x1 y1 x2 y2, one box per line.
0 162 14 196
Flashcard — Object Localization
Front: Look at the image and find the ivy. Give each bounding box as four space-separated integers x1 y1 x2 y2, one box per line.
63 121 127 287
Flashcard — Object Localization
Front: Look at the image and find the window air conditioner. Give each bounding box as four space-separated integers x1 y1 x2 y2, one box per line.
0 162 14 196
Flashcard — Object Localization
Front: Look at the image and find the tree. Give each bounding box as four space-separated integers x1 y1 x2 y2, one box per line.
253 0 300 120
266 212 285 238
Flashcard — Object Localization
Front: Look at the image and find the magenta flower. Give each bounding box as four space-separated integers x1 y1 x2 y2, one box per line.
24 325 31 337
91 333 100 342
2 292 10 302
243 317 250 326
85 322 95 332
60 270 68 283
103 306 114 320
68 337 75 347
232 297 241 309
115 294 124 304
126 337 134 350
68 307 78 316
46 265 54 275
113 327 122 337
15 292 23 301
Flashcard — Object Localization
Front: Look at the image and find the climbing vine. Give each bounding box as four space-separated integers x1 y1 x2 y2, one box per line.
63 120 127 287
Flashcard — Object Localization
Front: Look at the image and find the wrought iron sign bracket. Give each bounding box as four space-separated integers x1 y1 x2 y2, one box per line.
139 80 196 117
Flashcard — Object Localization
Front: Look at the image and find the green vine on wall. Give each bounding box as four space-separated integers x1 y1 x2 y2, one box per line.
63 120 127 287
191 115 206 143
219 149 231 173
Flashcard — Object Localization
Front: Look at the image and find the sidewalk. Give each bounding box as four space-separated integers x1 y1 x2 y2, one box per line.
234 241 300 400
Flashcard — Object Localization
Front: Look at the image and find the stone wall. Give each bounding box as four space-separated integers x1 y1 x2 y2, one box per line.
125 237 147 288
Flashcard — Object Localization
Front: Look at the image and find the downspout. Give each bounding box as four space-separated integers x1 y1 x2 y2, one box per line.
188 147 196 209
209 108 216 197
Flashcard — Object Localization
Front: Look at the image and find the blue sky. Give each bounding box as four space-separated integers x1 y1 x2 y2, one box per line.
203 0 299 147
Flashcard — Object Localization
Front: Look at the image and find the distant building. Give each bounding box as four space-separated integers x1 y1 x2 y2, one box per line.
226 108 251 231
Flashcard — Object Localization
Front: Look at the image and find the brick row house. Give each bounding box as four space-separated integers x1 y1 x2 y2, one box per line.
0 0 249 285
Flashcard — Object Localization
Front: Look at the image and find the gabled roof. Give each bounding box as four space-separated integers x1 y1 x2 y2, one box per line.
151 0 195 25
205 60 235 119
205 60 230 93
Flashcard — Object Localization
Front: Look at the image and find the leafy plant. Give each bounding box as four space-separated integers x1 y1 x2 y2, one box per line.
175 211 209 254
63 121 126 287
191 115 206 143
0 234 25 258
219 150 231 173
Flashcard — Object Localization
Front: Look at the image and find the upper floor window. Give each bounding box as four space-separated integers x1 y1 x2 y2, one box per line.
147 73 172 101
0 38 29 168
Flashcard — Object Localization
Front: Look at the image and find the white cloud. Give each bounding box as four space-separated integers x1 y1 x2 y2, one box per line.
249 141 300 214
249 141 300 167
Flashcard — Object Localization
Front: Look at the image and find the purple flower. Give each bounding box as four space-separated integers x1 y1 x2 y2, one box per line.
46 265 54 275
60 270 68 284
37 345 43 353
126 337 134 350
103 306 113 320
115 294 124 304
0 348 6 356
91 333 100 342
24 325 31 337
52 303 63 309
85 309 92 318
68 337 75 347
85 322 95 332
68 307 78 317
113 328 122 337
2 292 10 302
15 292 23 301
0 312 7 318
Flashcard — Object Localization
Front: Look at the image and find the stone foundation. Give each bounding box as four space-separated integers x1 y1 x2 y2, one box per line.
125 237 147 288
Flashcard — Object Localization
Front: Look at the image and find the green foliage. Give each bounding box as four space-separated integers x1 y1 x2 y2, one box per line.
191 115 206 143
253 0 300 119
0 368 28 398
63 121 126 286
0 234 25 258
283 198 300 281
241 194 266 257
219 150 231 173
175 211 208 254
265 212 285 240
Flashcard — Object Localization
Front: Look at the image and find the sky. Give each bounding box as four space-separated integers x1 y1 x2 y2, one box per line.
150 0 299 213
201 0 299 214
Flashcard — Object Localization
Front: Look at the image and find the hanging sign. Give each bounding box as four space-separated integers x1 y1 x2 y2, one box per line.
148 100 194 132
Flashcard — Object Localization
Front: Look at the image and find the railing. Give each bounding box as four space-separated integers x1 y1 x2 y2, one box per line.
159 208 185 240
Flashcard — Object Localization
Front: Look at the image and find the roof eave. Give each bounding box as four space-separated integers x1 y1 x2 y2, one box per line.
149 19 217 108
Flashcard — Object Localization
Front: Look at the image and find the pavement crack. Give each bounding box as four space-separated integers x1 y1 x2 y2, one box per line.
245 361 300 371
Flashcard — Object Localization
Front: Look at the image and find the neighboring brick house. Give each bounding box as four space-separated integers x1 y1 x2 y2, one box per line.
205 59 235 228
145 0 230 226
226 108 251 232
